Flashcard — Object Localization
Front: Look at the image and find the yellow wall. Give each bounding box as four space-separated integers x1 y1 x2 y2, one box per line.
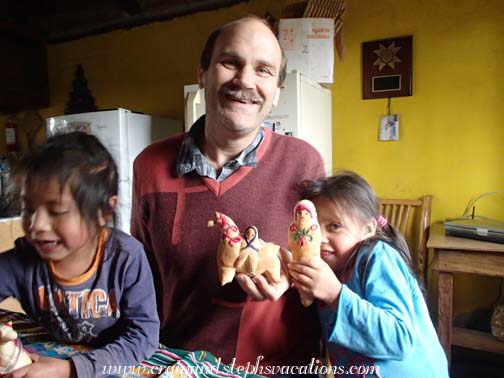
1 0 503 314
334 0 504 219
0 0 289 149
44 1 290 120
333 0 504 314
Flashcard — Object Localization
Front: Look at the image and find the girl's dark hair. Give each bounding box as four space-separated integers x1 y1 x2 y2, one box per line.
298 171 417 283
12 131 118 228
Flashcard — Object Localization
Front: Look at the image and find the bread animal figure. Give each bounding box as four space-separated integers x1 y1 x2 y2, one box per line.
0 322 32 374
208 212 242 286
288 199 322 306
208 212 281 286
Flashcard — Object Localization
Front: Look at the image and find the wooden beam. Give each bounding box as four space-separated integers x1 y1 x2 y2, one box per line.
115 0 143 15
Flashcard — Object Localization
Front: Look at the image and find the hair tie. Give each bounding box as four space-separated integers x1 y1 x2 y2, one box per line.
377 215 388 228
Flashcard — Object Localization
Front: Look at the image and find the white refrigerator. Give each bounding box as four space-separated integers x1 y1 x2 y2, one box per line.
184 71 332 173
46 108 182 233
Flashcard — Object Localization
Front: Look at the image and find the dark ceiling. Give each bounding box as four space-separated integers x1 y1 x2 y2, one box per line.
4 0 251 43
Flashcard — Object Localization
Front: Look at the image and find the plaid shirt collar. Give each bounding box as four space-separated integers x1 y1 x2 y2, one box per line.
176 116 264 182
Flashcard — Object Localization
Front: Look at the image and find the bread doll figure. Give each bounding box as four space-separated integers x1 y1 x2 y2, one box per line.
288 199 321 306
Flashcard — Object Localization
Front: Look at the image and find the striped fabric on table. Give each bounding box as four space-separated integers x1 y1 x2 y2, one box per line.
0 309 265 378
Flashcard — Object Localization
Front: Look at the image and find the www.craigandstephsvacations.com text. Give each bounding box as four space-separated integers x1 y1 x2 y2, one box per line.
102 356 380 376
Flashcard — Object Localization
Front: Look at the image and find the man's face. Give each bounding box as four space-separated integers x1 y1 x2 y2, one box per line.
198 19 282 137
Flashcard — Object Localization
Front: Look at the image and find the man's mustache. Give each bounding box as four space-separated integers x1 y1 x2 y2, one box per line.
220 86 264 104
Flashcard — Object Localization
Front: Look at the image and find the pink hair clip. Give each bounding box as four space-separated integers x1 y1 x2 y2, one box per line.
377 215 388 228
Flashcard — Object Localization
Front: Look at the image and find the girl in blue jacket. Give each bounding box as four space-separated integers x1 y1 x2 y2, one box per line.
288 171 448 378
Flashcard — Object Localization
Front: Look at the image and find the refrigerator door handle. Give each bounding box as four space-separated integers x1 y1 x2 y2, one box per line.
185 90 202 131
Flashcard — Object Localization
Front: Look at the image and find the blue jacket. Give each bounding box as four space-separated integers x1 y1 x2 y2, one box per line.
319 241 449 377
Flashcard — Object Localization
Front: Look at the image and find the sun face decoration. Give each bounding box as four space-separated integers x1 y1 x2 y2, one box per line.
373 41 401 71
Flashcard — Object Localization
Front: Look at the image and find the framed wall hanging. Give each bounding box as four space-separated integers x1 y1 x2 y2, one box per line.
362 35 412 99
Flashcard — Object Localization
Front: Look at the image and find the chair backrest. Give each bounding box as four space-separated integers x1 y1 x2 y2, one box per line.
379 195 432 287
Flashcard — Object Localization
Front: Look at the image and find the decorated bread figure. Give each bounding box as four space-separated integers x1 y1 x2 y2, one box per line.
288 199 322 306
235 226 261 274
208 212 281 286
0 322 32 374
208 212 242 286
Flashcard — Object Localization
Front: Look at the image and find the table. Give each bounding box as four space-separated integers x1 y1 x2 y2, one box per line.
427 223 504 365
0 309 264 378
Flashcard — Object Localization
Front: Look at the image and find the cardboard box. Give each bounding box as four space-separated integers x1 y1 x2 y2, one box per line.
0 217 23 252
279 18 334 84
0 217 25 313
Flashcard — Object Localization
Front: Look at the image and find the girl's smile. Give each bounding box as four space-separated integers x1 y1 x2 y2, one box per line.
31 238 61 254
313 195 376 272
21 177 100 278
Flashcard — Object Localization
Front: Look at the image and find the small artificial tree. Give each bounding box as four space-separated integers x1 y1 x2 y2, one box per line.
65 64 98 115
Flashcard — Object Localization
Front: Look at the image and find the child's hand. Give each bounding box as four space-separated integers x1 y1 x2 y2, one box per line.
288 257 342 309
8 356 76 378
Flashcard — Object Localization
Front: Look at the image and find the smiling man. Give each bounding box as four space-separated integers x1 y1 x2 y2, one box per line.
131 16 326 374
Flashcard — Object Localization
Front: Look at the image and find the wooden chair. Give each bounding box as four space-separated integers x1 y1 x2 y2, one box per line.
379 195 432 288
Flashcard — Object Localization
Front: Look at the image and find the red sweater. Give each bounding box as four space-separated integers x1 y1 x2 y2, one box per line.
131 128 326 369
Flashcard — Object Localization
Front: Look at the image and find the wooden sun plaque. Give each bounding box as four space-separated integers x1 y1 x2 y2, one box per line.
362 35 412 99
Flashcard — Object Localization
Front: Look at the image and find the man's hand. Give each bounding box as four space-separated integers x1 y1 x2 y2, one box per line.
236 247 292 301
288 257 342 309
8 356 76 378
